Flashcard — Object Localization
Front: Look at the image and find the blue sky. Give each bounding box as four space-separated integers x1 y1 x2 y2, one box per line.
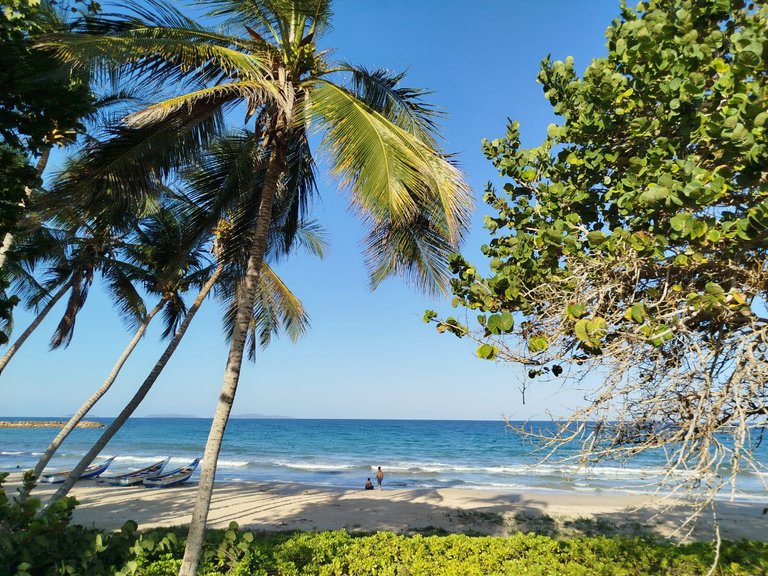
2 0 620 420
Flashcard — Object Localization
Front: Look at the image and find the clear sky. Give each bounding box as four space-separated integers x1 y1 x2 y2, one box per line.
3 0 620 420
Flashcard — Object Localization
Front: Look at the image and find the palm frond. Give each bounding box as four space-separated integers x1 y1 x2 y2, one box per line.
307 80 425 223
338 63 443 147
206 0 332 45
5 225 69 309
49 270 91 349
124 81 281 128
307 79 472 244
219 262 309 360
180 130 269 260
267 125 318 260
48 101 225 225
117 202 214 339
161 292 188 339
41 0 273 89
102 262 147 330
363 204 456 296
292 219 326 258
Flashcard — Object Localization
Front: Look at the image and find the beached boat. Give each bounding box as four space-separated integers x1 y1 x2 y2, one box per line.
107 458 169 486
143 458 199 488
40 456 116 484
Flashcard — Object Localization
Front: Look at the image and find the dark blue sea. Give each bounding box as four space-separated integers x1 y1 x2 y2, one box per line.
1 418 765 499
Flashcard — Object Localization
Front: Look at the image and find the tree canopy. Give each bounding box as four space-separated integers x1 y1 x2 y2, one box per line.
0 0 95 342
431 0 768 507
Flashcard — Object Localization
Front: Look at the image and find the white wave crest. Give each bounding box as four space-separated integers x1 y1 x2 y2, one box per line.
372 461 689 480
271 460 357 471
114 455 167 464
217 459 249 468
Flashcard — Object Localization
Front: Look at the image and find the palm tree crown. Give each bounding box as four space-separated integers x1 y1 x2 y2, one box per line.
43 0 471 290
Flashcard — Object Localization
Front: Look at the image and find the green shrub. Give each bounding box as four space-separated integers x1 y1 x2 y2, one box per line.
0 472 133 576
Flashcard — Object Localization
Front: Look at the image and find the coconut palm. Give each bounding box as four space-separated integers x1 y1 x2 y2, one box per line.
0 220 145 375
0 225 70 368
42 126 326 505
28 205 212 485
0 92 161 377
43 1 472 571
43 216 324 508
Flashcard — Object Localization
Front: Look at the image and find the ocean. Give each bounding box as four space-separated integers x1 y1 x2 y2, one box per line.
1 418 766 500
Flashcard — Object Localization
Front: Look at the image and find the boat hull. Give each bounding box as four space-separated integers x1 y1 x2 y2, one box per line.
143 458 199 488
108 459 168 486
41 456 116 484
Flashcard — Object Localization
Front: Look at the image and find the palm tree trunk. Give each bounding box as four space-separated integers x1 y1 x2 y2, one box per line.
179 141 287 576
0 279 72 376
27 299 166 488
0 147 52 270
42 265 222 509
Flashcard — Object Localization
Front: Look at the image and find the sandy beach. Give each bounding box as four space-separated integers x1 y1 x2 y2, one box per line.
8 476 766 541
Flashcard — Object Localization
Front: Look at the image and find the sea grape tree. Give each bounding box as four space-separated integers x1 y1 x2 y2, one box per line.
429 0 768 513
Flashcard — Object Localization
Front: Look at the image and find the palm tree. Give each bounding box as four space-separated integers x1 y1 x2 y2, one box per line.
0 221 145 376
0 76 164 360
42 125 326 506
28 205 212 485
43 218 323 508
43 2 472 571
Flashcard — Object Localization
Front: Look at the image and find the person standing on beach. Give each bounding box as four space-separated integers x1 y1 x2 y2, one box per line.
376 466 384 490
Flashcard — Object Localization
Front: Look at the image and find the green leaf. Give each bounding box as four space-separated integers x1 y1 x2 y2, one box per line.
476 343 498 360
705 282 725 298
308 80 472 246
587 317 608 337
586 231 606 245
566 303 587 319
528 335 549 353
574 319 590 341
499 311 514 331
624 303 647 323
487 312 514 334
669 213 689 232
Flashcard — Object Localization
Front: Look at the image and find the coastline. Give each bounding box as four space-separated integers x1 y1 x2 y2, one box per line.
0 420 105 429
8 475 766 541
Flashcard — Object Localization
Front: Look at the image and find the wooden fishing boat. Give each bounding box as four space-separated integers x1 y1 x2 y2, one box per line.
143 458 199 488
107 458 169 486
41 456 116 484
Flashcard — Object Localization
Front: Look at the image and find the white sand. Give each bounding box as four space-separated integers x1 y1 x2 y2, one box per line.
10 477 766 541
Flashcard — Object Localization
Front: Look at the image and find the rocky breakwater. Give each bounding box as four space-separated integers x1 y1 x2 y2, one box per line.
0 420 105 429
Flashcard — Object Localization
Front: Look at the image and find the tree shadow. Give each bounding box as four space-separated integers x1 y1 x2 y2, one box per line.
14 476 768 542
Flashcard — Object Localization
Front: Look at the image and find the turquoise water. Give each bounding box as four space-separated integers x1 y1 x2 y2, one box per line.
1 418 766 499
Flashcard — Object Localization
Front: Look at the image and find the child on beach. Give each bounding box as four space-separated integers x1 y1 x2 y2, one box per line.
364 478 374 490
376 466 384 490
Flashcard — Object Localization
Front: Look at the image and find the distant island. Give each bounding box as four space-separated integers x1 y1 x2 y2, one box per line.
142 414 201 419
0 420 104 429
233 413 292 419
137 413 292 419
